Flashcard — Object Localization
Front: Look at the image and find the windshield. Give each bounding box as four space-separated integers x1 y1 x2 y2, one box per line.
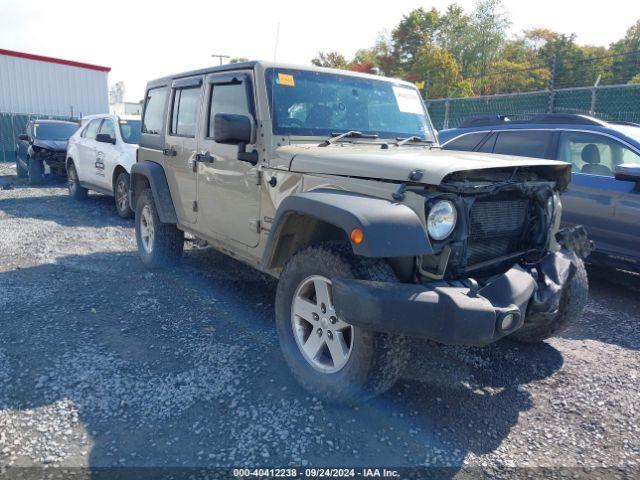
265 68 435 141
613 124 640 145
33 122 78 140
119 119 141 144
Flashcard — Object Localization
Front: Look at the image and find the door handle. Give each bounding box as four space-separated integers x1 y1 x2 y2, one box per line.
163 146 177 157
193 152 215 172
195 152 214 163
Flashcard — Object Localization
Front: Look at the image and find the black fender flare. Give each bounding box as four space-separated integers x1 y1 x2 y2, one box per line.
262 189 432 268
129 161 177 224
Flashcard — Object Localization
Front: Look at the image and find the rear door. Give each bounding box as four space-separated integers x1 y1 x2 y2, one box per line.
196 72 261 247
163 77 203 224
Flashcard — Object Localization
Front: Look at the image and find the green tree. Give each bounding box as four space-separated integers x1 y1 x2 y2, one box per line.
610 20 640 84
391 7 441 70
412 45 464 98
311 51 349 69
437 4 474 76
469 0 511 94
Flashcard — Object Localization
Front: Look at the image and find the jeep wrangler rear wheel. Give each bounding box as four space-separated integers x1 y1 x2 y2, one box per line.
510 256 588 343
275 242 409 403
135 188 184 268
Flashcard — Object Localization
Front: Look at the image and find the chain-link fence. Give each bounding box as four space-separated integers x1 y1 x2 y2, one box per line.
427 83 640 130
0 112 77 163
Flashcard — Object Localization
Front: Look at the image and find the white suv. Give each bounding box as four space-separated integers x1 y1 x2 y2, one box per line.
66 114 141 218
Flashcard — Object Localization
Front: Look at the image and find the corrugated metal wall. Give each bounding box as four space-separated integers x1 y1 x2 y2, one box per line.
0 54 108 118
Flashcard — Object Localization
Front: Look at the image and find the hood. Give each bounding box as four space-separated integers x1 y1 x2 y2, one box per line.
32 139 68 151
277 144 571 187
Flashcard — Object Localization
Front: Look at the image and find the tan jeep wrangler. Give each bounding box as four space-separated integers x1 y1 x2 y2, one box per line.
130 61 589 403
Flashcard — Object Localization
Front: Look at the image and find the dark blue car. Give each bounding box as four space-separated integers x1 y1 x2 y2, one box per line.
439 114 640 272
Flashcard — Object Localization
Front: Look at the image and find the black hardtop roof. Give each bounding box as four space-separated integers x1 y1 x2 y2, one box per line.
146 61 258 88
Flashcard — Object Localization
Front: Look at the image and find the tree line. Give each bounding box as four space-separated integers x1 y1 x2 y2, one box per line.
311 0 640 99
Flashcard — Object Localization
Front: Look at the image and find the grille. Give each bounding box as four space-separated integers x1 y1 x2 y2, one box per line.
467 197 530 267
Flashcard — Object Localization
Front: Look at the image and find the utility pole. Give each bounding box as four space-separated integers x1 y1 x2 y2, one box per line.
547 54 558 113
211 54 231 65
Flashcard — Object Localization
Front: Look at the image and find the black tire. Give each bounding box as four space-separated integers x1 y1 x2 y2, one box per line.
66 162 88 200
15 153 27 178
135 188 184 268
510 256 588 343
275 242 410 404
114 171 133 219
27 157 44 185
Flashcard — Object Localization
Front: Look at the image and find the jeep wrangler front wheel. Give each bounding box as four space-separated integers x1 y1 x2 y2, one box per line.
135 188 184 268
510 256 588 343
275 242 409 403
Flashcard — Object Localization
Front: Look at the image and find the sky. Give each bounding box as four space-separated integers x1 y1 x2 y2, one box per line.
2 0 639 102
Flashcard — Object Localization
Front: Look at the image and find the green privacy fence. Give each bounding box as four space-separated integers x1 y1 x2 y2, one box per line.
426 84 640 130
0 112 77 163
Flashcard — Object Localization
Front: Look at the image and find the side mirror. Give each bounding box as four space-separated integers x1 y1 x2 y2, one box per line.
213 113 258 165
96 133 116 145
614 164 640 183
18 134 29 141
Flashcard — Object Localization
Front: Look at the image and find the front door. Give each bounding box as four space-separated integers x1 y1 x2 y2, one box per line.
163 77 203 224
94 118 119 190
196 72 261 247
556 131 640 261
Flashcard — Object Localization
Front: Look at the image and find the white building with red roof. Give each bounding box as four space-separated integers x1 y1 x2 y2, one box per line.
0 48 110 117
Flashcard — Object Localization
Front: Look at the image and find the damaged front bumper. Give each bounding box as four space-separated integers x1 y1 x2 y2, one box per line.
332 249 580 346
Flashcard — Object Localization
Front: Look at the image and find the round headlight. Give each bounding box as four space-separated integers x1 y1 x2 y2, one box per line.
427 200 457 240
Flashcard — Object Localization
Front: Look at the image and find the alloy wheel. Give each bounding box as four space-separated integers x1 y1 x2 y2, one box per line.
291 275 354 374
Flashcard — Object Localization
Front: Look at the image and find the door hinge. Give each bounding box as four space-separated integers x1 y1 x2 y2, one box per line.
193 201 198 212
254 169 263 185
249 218 260 233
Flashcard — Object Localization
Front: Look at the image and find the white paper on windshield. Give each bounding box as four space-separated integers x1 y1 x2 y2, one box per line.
392 86 424 114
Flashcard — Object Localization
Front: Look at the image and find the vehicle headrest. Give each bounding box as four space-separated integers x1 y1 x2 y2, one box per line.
581 144 600 164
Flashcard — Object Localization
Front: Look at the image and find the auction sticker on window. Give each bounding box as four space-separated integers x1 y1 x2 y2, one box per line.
277 73 295 87
392 86 424 114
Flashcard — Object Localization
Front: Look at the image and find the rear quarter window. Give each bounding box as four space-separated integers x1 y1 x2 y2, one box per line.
443 132 488 151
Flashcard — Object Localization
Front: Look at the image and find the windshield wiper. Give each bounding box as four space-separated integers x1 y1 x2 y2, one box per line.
319 131 379 147
396 136 435 146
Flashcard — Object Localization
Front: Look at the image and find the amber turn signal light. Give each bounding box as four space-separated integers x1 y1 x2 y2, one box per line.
350 228 364 244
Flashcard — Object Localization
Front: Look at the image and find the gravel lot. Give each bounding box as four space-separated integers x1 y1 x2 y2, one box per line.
1 160 639 477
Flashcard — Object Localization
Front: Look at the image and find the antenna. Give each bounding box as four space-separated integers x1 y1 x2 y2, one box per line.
211 54 230 66
271 23 280 132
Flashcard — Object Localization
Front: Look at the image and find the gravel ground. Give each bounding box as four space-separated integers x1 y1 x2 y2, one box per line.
1 161 639 478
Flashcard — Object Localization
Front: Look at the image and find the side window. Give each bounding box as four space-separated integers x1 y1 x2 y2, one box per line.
170 87 200 137
443 132 488 151
208 83 251 138
493 131 552 158
99 119 116 141
83 119 102 140
142 87 168 135
558 132 639 177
